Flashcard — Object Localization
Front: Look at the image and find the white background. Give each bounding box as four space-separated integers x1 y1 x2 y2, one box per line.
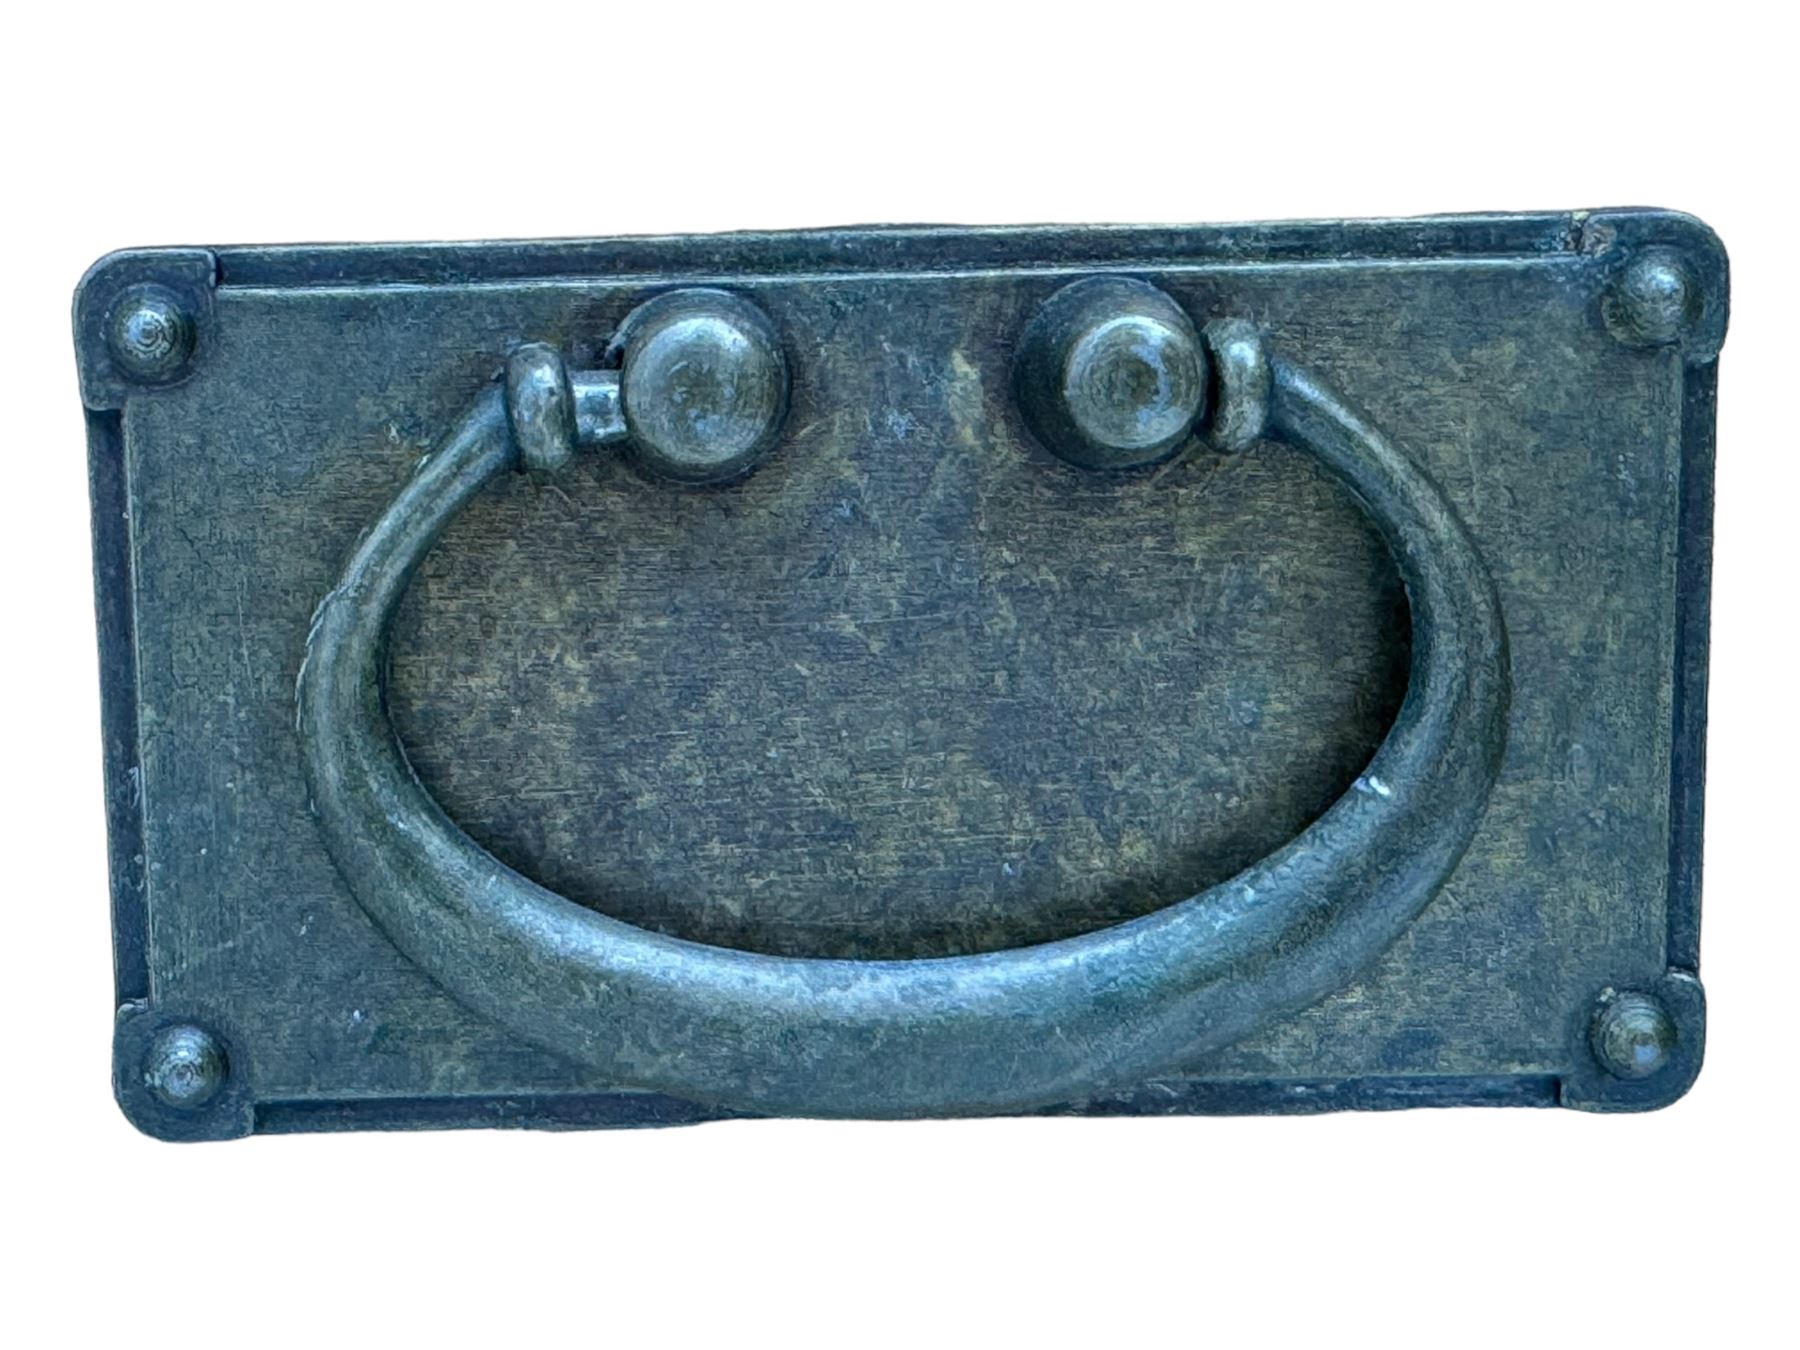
4 4 1794 1345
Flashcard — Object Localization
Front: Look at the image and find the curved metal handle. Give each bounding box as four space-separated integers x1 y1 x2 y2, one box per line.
297 296 1510 1117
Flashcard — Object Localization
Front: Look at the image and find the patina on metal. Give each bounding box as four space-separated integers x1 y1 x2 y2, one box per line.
75 210 1725 1138
296 298 1508 1117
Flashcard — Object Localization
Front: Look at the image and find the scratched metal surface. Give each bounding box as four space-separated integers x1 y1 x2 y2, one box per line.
85 213 1720 1129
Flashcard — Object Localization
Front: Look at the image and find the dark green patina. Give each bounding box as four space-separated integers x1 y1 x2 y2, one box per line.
75 209 1724 1138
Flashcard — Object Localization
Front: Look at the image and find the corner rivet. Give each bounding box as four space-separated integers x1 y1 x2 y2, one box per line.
106 284 196 384
142 1024 228 1109
1603 251 1700 348
1590 991 1677 1080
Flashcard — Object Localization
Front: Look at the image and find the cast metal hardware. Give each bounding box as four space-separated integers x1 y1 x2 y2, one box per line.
76 210 1724 1137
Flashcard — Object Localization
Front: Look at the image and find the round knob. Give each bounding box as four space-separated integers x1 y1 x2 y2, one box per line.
1014 277 1209 470
611 289 789 485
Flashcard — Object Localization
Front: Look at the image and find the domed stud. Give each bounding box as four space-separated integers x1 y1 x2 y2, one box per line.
142 1024 228 1110
1590 990 1678 1081
609 289 789 485
1014 277 1208 470
1603 249 1702 348
106 284 196 385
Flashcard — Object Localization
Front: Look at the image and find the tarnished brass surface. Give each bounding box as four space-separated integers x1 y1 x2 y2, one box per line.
76 210 1725 1136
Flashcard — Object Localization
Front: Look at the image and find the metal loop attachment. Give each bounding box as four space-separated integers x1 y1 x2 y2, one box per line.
1014 280 1278 466
504 343 578 473
497 288 790 483
1201 317 1272 453
296 302 1511 1118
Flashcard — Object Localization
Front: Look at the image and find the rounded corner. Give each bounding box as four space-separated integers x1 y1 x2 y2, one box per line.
74 248 143 321
111 1006 255 1143
71 247 220 405
1561 971 1707 1114
1606 207 1727 265
110 1071 192 1143
1584 208 1729 360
